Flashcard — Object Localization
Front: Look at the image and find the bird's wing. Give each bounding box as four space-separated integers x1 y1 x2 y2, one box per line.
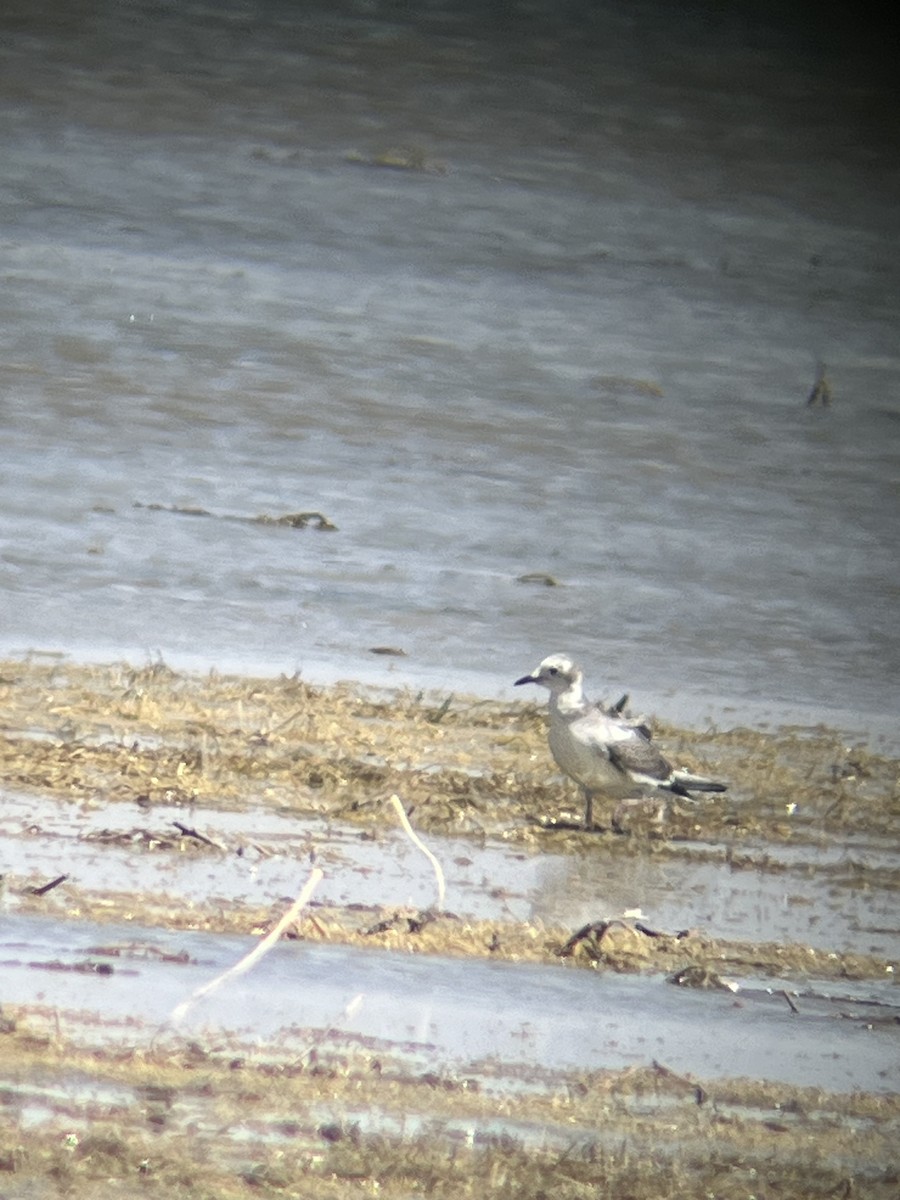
593 698 652 740
607 734 673 783
574 703 723 793
570 710 671 780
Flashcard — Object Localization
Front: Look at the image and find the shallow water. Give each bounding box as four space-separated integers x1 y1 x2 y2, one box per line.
1 0 898 737
2 912 896 1094
4 789 899 960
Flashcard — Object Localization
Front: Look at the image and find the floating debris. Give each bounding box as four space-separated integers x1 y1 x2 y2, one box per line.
807 363 833 407
345 146 447 174
669 965 740 992
133 503 337 530
251 511 337 530
591 375 665 398
558 918 653 965
516 572 559 587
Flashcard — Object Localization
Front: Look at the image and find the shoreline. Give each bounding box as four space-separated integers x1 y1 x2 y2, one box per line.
5 644 898 754
2 651 897 976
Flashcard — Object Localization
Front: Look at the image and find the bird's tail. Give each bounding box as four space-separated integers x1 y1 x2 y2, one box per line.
669 772 727 796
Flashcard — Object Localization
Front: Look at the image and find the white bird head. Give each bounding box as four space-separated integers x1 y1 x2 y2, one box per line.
514 653 581 694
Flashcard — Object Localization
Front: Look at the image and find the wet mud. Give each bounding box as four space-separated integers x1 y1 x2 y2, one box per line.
1 655 898 1198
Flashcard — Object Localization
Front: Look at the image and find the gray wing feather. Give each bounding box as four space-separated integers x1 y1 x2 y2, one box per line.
608 735 673 781
571 709 674 782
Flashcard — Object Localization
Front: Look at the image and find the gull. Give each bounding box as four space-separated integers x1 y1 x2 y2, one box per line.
515 653 727 829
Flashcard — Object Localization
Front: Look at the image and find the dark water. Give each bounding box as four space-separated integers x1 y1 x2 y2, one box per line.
1 0 898 738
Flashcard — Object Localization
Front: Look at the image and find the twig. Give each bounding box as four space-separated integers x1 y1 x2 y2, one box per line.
651 1059 706 1104
781 989 800 1015
258 706 308 739
166 867 323 1027
427 695 453 724
388 794 446 911
29 874 68 896
172 821 222 849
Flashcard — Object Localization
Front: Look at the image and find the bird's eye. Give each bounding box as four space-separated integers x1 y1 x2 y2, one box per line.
548 667 558 676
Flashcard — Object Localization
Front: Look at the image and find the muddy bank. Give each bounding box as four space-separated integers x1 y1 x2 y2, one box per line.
1 654 898 1197
2 655 897 962
2 1014 899 1200
2 654 896 842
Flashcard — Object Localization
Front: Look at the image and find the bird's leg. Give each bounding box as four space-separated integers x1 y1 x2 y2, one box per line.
582 789 594 830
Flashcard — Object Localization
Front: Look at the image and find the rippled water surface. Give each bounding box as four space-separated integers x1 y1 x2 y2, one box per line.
3 912 895 1093
5 790 899 960
1 0 897 736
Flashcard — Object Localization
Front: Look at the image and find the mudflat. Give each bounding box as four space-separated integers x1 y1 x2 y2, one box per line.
1 656 897 1199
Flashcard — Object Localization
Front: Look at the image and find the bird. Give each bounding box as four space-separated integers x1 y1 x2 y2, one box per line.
514 653 727 830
